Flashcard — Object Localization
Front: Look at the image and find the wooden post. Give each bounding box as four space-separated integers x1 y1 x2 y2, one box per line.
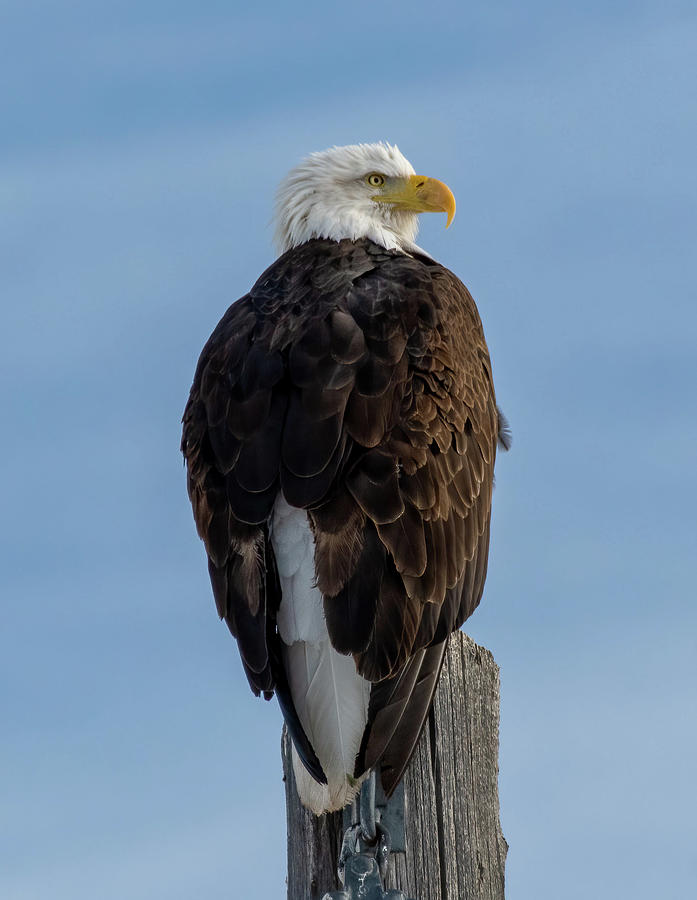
282 631 508 899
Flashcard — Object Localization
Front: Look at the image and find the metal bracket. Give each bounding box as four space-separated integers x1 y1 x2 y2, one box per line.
342 776 406 852
322 852 410 899
324 773 415 900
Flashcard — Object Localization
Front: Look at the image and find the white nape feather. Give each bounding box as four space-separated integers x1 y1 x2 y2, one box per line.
274 142 420 254
271 496 371 814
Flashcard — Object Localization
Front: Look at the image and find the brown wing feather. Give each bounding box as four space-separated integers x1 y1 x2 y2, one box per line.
182 237 501 789
369 640 449 797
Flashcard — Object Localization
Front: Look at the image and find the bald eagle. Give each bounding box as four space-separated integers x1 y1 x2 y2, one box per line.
182 143 507 814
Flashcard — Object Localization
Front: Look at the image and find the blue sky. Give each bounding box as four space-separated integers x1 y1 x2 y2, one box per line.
2 1 696 897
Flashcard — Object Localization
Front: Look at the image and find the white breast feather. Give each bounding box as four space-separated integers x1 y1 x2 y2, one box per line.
271 496 371 813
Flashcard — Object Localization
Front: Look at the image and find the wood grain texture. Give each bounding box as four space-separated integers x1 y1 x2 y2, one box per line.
283 631 507 899
282 728 343 899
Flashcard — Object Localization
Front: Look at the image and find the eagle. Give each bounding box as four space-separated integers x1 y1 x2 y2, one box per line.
182 142 507 815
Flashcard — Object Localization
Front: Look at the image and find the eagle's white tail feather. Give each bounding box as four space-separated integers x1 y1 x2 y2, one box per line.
271 496 371 813
272 499 324 643
291 744 332 815
284 638 370 810
291 743 367 816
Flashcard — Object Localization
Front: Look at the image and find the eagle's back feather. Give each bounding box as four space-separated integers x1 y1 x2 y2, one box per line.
181 237 499 808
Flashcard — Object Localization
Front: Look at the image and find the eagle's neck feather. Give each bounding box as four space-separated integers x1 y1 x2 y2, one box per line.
275 202 418 254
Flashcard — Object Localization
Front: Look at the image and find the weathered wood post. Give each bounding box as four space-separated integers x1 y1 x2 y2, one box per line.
282 631 507 899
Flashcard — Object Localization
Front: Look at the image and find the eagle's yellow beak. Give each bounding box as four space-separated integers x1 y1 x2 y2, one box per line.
372 175 456 228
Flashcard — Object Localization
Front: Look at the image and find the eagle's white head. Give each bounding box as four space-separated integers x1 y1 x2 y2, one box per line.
274 142 456 254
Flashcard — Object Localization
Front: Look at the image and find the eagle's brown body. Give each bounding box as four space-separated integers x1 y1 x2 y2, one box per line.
182 236 503 798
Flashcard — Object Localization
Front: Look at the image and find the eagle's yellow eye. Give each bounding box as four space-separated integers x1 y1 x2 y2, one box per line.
367 173 385 187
